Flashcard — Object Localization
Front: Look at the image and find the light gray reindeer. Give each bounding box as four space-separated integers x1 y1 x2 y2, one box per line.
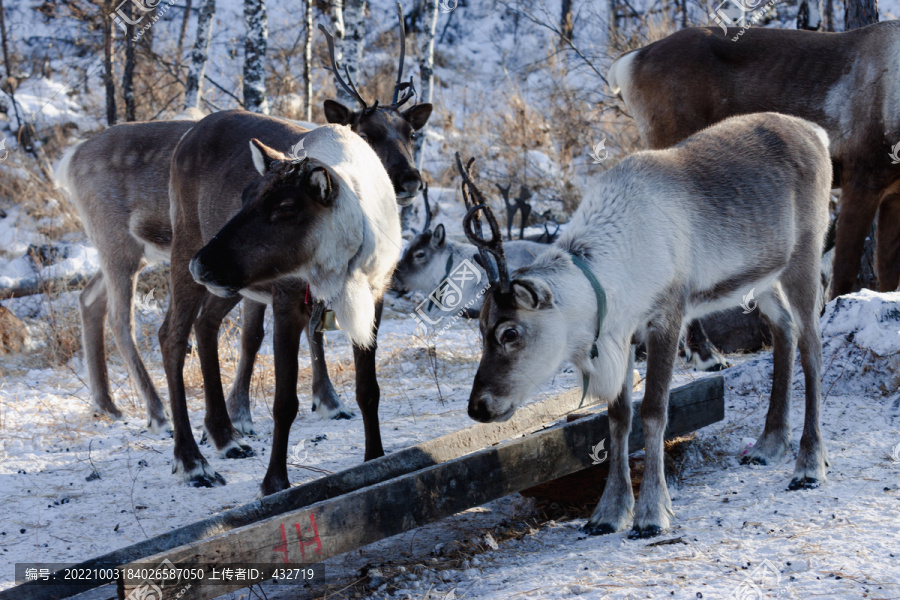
462 112 832 539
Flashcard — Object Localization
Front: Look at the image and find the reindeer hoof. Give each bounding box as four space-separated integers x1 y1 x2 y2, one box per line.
788 476 820 490
334 410 354 420
190 472 226 488
147 416 172 435
740 455 768 466
259 477 290 497
582 522 617 536
705 361 732 372
224 444 255 459
628 525 663 539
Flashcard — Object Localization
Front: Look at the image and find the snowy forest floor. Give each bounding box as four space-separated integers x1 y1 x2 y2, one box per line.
1 289 899 599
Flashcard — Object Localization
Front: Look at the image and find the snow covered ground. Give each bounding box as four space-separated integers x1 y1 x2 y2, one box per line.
1 285 899 599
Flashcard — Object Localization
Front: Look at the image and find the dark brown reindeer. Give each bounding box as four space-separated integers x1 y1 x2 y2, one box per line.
54 17 431 440
608 22 900 299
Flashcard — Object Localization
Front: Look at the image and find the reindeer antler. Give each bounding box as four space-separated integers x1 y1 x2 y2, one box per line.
456 152 511 294
391 2 418 108
318 23 369 110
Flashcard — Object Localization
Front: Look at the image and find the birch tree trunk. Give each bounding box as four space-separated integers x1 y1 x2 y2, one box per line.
414 0 438 169
184 0 216 110
845 0 877 30
338 0 365 107
103 0 117 125
243 0 269 113
0 0 12 80
177 0 193 66
304 0 313 121
123 0 136 121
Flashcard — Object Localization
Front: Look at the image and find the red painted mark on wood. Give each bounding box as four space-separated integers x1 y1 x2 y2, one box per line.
273 514 321 562
273 523 290 564
294 513 322 561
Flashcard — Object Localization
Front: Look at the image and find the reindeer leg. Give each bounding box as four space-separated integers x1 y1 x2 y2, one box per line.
79 271 121 420
353 299 385 461
782 262 828 489
226 299 266 436
831 177 881 297
742 285 795 467
876 192 900 292
194 294 254 459
630 307 681 539
260 290 308 496
683 319 730 372
584 343 636 535
160 262 224 487
307 307 353 420
104 256 170 432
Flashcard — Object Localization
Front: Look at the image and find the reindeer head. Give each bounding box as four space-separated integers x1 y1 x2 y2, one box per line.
456 154 569 422
392 223 448 294
189 139 341 300
318 9 432 205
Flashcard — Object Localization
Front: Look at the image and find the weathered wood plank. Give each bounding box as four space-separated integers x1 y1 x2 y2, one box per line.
0 385 604 600
114 376 724 600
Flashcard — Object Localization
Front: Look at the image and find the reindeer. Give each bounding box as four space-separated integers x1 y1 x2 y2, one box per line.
393 186 550 317
462 112 831 538
165 114 401 493
54 15 431 438
608 22 900 299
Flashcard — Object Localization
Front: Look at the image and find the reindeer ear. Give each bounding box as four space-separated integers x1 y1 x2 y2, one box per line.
511 278 554 310
306 166 337 206
324 100 353 125
403 103 433 131
249 138 285 176
431 224 445 248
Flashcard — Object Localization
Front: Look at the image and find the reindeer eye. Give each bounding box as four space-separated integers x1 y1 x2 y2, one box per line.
358 132 369 142
410 131 417 140
414 250 426 259
500 328 520 344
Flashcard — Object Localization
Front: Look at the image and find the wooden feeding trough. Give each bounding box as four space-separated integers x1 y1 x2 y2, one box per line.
3 376 724 600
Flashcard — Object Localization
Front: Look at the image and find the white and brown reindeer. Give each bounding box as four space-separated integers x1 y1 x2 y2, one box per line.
167 112 401 493
462 112 832 538
53 19 431 442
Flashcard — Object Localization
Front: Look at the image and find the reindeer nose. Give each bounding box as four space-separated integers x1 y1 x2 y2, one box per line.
468 396 493 423
398 172 423 197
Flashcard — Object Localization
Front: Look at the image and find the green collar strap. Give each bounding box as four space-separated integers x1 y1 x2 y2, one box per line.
568 252 607 405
